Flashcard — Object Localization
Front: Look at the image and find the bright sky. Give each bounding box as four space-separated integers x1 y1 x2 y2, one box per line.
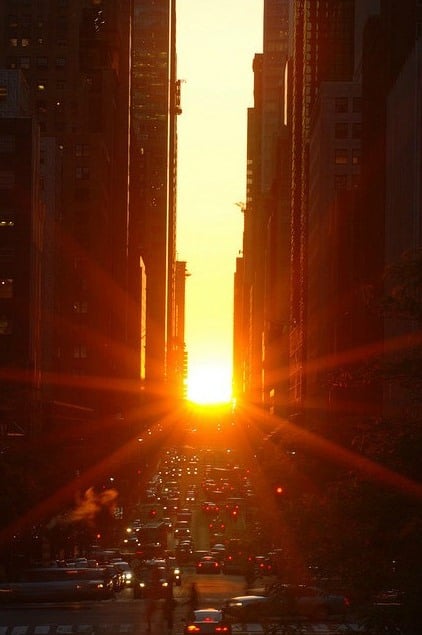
176 0 263 399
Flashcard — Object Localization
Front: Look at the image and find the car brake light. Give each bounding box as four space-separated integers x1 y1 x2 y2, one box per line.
216 627 229 633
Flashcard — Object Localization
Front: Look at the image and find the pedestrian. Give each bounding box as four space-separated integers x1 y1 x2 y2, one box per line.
162 595 176 632
186 582 199 620
145 596 157 632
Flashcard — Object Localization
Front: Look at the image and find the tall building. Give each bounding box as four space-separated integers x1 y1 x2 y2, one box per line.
167 259 188 399
0 1 132 429
237 0 422 431
237 0 291 410
0 0 181 432
288 0 355 418
0 69 42 438
129 0 179 394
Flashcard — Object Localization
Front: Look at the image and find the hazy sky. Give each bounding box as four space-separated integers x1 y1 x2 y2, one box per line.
176 0 263 388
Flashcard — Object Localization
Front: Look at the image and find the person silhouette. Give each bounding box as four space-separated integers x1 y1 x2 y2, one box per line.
187 582 199 619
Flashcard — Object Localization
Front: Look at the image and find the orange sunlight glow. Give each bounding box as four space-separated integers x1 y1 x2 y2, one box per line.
187 361 233 405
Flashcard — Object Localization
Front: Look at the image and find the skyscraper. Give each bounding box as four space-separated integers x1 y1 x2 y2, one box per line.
0 1 132 428
129 0 178 394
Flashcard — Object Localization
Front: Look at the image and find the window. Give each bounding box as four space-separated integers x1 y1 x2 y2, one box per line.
335 149 348 165
9 38 18 47
7 15 18 28
352 148 361 165
352 97 362 113
0 86 7 100
334 122 348 139
0 216 15 228
352 122 361 139
73 345 87 359
0 315 12 335
56 57 66 68
36 56 48 68
76 166 90 180
72 301 88 314
6 57 18 69
0 136 15 153
37 100 47 114
75 144 89 157
0 171 15 188
37 81 46 91
335 97 348 113
74 188 91 201
334 174 347 189
0 279 13 299
20 57 30 69
352 174 360 189
21 38 31 47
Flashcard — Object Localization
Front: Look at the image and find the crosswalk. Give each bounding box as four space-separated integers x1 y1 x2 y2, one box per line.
0 625 367 635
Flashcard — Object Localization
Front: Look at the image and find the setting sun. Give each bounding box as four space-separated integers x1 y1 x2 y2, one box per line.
187 361 233 405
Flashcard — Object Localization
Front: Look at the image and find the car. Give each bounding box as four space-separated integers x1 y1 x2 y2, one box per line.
266 583 351 620
222 585 351 622
254 555 273 576
183 609 231 634
221 554 248 575
174 526 192 540
208 518 226 533
0 567 115 603
133 564 170 599
210 543 226 556
103 563 125 591
177 509 193 523
113 561 134 586
221 595 281 622
176 541 194 564
201 501 220 514
196 556 221 574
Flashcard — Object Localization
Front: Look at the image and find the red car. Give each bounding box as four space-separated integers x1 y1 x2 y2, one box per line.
196 556 221 574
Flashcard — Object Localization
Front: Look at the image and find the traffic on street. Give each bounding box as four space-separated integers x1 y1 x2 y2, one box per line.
0 419 411 635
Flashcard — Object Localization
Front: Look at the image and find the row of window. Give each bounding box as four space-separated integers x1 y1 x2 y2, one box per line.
10 55 67 68
334 173 360 190
7 48 67 67
334 96 361 114
335 148 360 165
334 121 361 139
8 37 68 48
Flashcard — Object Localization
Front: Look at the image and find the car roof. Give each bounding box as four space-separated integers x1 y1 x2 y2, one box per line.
193 609 222 622
228 595 266 601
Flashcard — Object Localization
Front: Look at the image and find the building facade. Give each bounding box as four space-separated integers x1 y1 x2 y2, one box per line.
0 0 182 434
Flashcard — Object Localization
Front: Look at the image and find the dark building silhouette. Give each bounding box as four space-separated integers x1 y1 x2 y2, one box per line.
129 0 179 395
167 259 188 399
0 69 42 438
235 0 422 429
0 0 179 438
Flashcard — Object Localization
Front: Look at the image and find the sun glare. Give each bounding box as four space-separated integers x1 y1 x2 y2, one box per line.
187 362 232 405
